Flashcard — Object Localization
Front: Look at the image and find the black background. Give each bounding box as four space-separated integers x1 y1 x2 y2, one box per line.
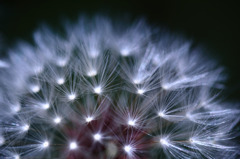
0 0 239 102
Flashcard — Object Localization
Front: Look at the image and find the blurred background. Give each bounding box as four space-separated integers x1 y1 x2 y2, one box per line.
0 0 239 102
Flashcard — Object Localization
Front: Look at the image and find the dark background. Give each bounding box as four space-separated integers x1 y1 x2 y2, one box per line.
0 0 239 102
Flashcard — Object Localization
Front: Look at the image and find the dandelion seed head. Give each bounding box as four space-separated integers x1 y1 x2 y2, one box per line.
0 16 238 159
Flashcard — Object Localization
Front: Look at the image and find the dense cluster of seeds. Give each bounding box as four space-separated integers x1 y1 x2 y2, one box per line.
0 16 239 159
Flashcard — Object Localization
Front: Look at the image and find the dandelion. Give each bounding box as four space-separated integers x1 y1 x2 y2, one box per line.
0 16 239 159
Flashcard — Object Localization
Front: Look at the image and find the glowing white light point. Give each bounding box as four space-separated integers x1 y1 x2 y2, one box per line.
158 111 165 117
34 66 43 74
22 124 29 131
89 50 99 58
186 112 192 119
42 103 50 110
42 141 49 148
68 93 76 101
54 117 61 124
57 59 68 67
11 104 21 113
160 138 169 146
87 69 97 77
93 133 102 141
56 78 65 85
0 136 5 146
14 154 20 159
137 88 145 95
152 55 161 65
0 60 9 68
161 83 170 90
86 116 93 123
128 119 136 126
69 142 78 150
94 86 102 94
31 85 40 93
121 48 130 56
133 78 141 84
189 138 196 143
124 145 132 153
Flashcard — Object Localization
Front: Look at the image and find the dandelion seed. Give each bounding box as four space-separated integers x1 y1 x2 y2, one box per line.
57 59 68 67
11 104 21 113
42 141 49 148
133 78 142 84
185 112 192 119
127 119 136 126
161 83 169 90
189 138 196 144
0 136 4 146
120 48 130 57
14 154 20 159
68 93 76 101
31 85 40 93
94 86 102 94
93 133 102 141
137 88 145 95
69 141 78 150
34 65 43 74
158 111 165 117
21 124 29 131
41 103 50 109
85 116 94 123
56 78 65 85
87 69 97 77
160 138 169 146
53 117 61 124
124 145 133 153
0 60 9 68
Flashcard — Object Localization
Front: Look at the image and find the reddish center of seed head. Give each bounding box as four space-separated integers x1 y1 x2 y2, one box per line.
63 100 150 158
